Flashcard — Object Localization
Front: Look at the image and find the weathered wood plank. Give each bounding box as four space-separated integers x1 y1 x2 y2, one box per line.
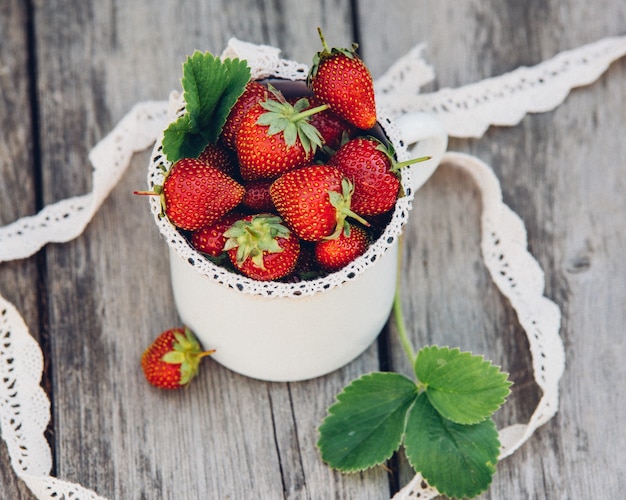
2 0 625 498
30 0 388 498
0 1 42 499
359 0 626 498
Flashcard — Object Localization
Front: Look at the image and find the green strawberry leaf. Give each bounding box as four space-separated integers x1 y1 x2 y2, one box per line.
318 372 418 471
162 115 211 164
415 346 512 425
162 51 250 163
210 57 252 138
404 393 500 499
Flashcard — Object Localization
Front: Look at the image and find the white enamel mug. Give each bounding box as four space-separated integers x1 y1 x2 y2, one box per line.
152 84 448 382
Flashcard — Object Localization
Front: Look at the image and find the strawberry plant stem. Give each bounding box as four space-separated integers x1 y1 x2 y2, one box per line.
393 235 416 366
292 103 330 121
317 26 330 53
198 349 217 359
393 155 432 172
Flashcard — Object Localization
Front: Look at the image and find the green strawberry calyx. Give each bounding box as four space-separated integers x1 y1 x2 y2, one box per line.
327 178 370 240
371 138 431 174
223 215 291 270
308 27 358 81
256 87 328 156
161 327 215 386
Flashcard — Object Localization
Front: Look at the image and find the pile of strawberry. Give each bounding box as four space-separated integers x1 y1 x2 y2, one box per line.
140 29 424 287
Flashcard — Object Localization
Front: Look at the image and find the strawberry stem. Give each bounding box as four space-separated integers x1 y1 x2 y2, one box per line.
292 103 330 121
393 234 416 365
198 349 216 359
133 187 166 217
317 26 330 53
392 155 432 173
346 209 370 228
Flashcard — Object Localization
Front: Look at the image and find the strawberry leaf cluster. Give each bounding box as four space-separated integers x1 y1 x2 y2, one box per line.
318 346 512 498
163 51 251 163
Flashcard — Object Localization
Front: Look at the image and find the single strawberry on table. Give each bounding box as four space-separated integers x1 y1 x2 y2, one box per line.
236 88 328 181
223 214 300 281
270 164 369 241
315 223 370 272
141 327 215 390
136 157 245 231
308 27 377 130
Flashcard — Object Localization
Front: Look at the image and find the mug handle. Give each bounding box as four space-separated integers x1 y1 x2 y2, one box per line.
394 112 448 194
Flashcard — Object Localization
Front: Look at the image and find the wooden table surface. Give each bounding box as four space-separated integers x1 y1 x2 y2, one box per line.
1 1 625 498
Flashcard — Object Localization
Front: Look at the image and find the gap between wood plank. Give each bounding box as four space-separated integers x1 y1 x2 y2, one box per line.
25 0 57 479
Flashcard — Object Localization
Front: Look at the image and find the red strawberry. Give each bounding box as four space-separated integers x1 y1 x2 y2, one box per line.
141 327 215 390
308 28 376 130
269 164 369 241
315 223 370 271
197 142 237 177
306 96 356 151
329 137 399 216
241 179 275 212
223 214 300 281
221 80 268 150
190 211 243 257
154 157 245 231
236 89 327 181
329 137 430 216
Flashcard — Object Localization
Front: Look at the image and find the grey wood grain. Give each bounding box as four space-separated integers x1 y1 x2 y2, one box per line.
0 1 43 499
1 0 625 498
28 0 387 499
360 1 626 498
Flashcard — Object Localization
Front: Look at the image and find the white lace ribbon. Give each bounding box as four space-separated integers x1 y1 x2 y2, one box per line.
1 35 624 499
0 99 168 500
0 101 169 262
377 35 626 137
